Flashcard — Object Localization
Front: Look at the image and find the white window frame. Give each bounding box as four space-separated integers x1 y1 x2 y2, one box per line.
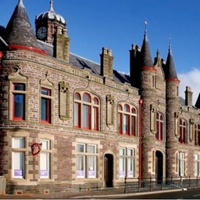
195 154 200 176
119 147 135 178
178 152 185 177
76 143 97 178
12 137 25 179
40 139 51 179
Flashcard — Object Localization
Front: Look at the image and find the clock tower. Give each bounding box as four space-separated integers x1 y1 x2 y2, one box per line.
35 0 66 44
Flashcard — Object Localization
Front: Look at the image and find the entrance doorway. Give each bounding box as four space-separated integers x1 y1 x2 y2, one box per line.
104 154 113 187
156 151 163 184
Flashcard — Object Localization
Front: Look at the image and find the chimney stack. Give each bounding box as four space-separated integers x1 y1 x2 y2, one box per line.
100 47 113 78
185 86 193 106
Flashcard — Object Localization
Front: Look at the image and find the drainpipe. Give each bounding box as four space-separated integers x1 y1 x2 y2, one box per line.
139 98 143 185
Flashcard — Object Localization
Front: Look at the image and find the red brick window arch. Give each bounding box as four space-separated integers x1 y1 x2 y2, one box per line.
179 118 187 143
74 92 99 130
118 103 137 136
195 124 200 146
156 112 163 140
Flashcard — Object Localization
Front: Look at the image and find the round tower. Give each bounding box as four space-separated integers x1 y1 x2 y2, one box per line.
139 29 158 180
164 44 180 179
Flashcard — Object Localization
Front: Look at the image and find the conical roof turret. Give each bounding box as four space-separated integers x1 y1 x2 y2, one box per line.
140 28 153 68
5 0 46 54
165 43 178 80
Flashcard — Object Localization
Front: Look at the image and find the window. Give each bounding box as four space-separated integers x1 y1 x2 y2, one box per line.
76 143 97 178
195 124 200 146
12 83 26 120
119 147 135 178
195 154 200 176
179 118 186 143
12 137 25 178
74 92 99 130
40 140 51 179
118 103 137 136
156 112 163 140
41 88 51 123
177 152 185 177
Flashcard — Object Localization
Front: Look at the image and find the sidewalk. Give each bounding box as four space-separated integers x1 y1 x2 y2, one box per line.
0 187 183 199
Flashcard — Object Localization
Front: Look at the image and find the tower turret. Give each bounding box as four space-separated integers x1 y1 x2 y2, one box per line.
165 42 180 179
5 0 45 54
35 0 66 44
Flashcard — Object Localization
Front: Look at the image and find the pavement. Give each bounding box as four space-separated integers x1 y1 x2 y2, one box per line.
0 187 184 199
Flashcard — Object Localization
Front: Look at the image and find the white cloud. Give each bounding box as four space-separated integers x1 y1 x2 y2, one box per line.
178 68 200 106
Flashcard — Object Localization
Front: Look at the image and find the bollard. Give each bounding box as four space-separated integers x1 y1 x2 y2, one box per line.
124 176 127 193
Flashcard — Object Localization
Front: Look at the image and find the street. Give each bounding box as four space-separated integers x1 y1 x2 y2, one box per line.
116 188 200 199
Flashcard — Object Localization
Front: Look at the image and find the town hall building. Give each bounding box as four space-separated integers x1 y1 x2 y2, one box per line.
0 0 200 195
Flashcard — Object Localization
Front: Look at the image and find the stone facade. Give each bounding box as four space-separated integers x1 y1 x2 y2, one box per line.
0 0 200 196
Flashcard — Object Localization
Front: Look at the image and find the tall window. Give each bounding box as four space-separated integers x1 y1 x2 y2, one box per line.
156 112 163 140
12 137 25 178
177 152 185 177
41 88 51 123
194 154 200 176
76 143 97 178
119 147 135 178
40 139 51 179
118 103 137 136
195 124 200 146
74 92 99 130
179 118 186 143
12 83 26 120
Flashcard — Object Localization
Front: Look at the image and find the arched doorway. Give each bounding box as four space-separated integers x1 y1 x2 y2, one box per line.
156 151 163 184
104 154 113 187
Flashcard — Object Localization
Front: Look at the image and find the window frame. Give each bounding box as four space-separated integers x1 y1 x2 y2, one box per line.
40 87 52 124
74 92 100 131
118 103 137 136
177 152 185 177
11 83 26 121
179 118 187 144
195 124 200 146
76 143 98 179
12 137 26 179
40 139 51 179
156 112 163 140
194 154 200 176
119 147 135 178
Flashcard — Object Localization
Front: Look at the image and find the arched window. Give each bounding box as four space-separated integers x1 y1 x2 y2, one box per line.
118 103 137 136
179 118 186 143
156 112 163 140
74 92 99 130
195 124 200 146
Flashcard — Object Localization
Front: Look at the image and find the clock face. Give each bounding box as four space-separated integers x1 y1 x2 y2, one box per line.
37 26 47 39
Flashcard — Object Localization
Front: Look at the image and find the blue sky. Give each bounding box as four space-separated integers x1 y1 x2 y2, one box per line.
1 0 200 104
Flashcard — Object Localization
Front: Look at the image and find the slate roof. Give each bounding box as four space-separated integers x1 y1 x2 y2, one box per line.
164 47 178 80
5 0 41 49
140 32 153 67
37 40 130 84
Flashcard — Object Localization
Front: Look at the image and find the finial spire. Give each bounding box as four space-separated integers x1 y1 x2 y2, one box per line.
168 35 172 54
18 0 24 7
49 0 54 11
144 19 148 41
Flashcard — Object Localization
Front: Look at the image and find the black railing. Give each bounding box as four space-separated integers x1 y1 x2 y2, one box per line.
78 176 200 194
